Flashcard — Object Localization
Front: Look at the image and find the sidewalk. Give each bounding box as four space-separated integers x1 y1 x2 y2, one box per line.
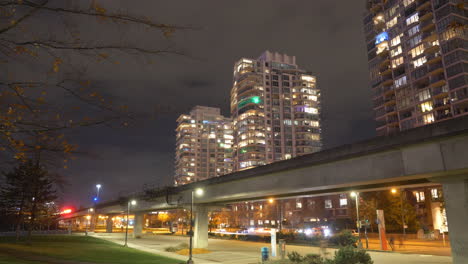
92 233 453 264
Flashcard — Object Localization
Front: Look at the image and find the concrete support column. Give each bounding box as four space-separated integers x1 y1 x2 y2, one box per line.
441 176 468 264
193 206 209 248
133 212 144 238
105 216 113 233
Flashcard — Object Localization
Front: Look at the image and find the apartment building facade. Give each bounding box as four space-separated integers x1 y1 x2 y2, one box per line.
364 0 467 135
231 51 322 171
174 106 234 185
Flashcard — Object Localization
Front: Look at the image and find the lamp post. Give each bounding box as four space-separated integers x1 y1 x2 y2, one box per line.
351 192 362 247
268 198 283 232
124 200 136 247
188 188 204 264
391 188 406 238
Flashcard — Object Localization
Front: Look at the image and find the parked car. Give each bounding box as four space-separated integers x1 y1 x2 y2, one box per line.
236 228 249 234
169 222 178 234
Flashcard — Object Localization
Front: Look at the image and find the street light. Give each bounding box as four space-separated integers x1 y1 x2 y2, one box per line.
350 192 362 246
188 188 204 264
124 199 137 247
391 188 406 238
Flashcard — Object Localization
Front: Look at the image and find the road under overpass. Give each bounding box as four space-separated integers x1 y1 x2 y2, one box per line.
63 116 468 264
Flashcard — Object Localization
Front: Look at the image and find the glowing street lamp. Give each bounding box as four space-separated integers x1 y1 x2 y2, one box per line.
124 200 137 247
94 184 102 203
188 188 204 264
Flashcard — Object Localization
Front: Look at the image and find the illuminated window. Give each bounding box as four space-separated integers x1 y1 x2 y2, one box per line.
258 220 263 225
392 57 404 68
391 46 402 57
386 16 398 28
296 202 302 209
406 13 419 26
417 89 431 101
409 44 424 58
403 0 415 6
304 107 318 114
408 35 422 48
390 34 403 47
408 25 420 37
395 76 407 88
413 57 427 68
340 198 348 207
325 199 332 209
423 113 434 124
420 101 433 112
431 189 439 199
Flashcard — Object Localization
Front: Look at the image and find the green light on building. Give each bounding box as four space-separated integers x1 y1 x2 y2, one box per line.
241 149 247 153
238 96 262 108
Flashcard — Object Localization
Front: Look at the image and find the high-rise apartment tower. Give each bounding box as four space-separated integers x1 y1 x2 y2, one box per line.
174 106 234 185
364 0 467 136
231 51 321 171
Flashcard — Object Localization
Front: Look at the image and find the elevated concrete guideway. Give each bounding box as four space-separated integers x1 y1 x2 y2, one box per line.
64 116 468 263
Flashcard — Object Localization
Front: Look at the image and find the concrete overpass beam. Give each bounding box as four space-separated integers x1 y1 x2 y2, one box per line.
105 216 113 233
133 212 144 238
193 206 209 249
441 176 468 264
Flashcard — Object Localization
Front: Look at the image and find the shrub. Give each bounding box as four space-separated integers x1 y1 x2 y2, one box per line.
164 242 188 252
303 254 324 264
288 251 304 262
328 246 373 264
328 231 358 247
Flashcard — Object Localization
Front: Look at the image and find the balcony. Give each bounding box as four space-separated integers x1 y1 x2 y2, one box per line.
384 97 396 106
430 75 446 87
380 66 392 76
386 105 397 115
434 100 450 109
428 63 444 75
426 52 442 64
419 10 433 21
432 85 449 98
381 76 394 86
416 0 431 11
436 112 452 121
422 31 437 42
421 19 435 32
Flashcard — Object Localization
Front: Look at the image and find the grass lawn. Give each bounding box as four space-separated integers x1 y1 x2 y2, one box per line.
0 235 182 264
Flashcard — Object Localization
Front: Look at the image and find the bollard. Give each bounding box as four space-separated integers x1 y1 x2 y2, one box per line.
261 247 269 262
279 239 286 259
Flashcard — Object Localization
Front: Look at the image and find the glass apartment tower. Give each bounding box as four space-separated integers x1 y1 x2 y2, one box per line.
231 51 321 171
364 0 467 136
174 106 234 185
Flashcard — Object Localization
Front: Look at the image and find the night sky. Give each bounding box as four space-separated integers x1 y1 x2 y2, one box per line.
63 0 375 208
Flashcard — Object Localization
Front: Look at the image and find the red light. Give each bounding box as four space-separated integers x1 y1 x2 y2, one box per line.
60 208 73 214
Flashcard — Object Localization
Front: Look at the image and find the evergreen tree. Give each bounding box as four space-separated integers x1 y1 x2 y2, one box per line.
0 160 58 240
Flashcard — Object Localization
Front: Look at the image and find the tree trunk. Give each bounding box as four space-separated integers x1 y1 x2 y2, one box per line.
27 188 39 242
15 196 25 241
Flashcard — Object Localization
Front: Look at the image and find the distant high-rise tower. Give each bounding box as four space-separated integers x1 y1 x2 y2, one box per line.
231 51 321 171
364 0 467 136
174 106 233 185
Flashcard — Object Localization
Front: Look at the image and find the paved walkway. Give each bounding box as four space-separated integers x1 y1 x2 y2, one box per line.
92 233 453 264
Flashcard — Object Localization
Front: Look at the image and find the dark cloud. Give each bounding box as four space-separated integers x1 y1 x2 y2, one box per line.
60 0 375 208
